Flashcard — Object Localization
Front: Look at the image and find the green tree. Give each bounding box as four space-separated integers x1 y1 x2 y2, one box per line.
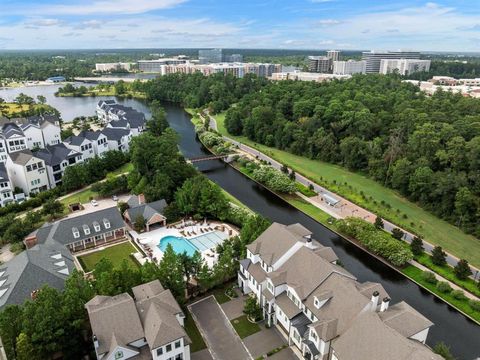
36 95 47 105
431 246 447 266
134 215 147 232
410 236 424 256
374 216 384 229
243 297 263 322
147 100 169 136
158 244 186 301
16 333 36 360
391 228 405 240
42 199 64 219
0 305 24 360
114 80 126 95
433 342 456 360
453 259 472 280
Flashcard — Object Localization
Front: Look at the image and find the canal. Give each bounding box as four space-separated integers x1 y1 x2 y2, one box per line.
0 85 478 358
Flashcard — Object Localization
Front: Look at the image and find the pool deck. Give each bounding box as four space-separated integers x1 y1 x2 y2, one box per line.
129 221 238 267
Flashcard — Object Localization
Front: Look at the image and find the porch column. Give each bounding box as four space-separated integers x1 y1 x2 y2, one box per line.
82 239 86 250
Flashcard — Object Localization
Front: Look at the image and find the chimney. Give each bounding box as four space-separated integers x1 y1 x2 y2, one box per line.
93 335 99 349
380 297 390 312
138 194 145 205
371 291 380 310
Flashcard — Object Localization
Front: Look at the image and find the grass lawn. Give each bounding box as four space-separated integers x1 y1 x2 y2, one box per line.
215 112 480 268
77 242 139 272
402 265 480 323
231 315 261 339
184 311 207 353
60 187 99 207
108 162 133 176
415 254 480 298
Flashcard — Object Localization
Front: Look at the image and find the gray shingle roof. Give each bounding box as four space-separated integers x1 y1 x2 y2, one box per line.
0 243 74 309
126 199 168 223
78 130 103 141
9 149 35 166
35 207 126 246
101 128 131 141
65 135 87 146
2 123 23 139
34 143 81 166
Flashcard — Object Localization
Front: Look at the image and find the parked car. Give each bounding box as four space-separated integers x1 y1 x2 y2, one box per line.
112 195 118 202
91 199 98 207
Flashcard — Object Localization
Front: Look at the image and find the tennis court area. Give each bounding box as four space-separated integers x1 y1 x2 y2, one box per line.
189 231 229 251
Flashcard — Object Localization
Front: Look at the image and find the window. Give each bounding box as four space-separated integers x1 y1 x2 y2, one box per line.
72 228 80 238
103 219 111 229
114 351 124 359
175 340 181 349
166 344 172 352
26 165 32 172
83 225 90 235
156 348 163 356
93 222 101 232
175 354 183 360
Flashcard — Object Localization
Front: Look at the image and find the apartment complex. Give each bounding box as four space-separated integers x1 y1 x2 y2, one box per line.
333 60 366 75
138 58 188 73
95 63 134 72
361 51 424 73
238 222 442 360
0 163 14 207
379 59 431 75
6 149 49 194
270 72 351 82
161 62 281 79
86 280 191 360
198 48 223 64
308 56 331 73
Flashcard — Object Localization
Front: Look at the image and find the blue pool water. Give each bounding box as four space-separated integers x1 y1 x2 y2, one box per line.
158 231 229 256
158 236 198 256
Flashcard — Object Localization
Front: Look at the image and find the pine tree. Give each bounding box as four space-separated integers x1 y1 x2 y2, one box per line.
410 236 424 256
374 216 384 229
454 259 472 280
431 246 447 266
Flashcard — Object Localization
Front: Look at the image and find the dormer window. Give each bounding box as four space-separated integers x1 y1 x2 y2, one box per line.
72 227 80 238
103 218 110 229
314 297 320 309
83 224 90 235
93 221 101 232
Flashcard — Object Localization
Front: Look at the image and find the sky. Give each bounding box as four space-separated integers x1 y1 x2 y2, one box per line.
0 0 479 51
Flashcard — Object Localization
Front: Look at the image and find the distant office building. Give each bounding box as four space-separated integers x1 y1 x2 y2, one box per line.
361 51 421 73
327 50 341 62
333 60 366 75
271 71 351 82
379 59 431 75
161 62 281 79
198 48 223 64
308 56 331 73
95 63 133 72
137 58 187 72
224 54 243 62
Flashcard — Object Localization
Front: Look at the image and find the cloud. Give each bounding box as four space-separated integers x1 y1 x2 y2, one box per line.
82 20 103 29
318 39 334 45
26 18 63 27
35 0 188 15
316 19 341 26
310 0 335 3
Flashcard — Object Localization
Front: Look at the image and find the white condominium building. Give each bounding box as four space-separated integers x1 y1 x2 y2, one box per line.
333 60 366 75
379 59 431 75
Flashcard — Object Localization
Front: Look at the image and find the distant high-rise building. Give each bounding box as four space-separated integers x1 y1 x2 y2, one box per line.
333 60 366 75
379 59 431 75
198 48 223 64
308 56 331 73
327 50 341 62
361 51 421 73
224 54 243 62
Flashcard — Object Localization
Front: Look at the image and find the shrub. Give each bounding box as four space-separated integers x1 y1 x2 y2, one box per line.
421 271 438 284
391 228 405 240
469 299 480 312
451 290 467 301
410 236 424 256
436 281 452 293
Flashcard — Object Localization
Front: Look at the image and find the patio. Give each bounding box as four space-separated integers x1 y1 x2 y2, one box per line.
129 219 238 267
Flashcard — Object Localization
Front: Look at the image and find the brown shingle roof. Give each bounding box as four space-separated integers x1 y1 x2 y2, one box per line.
275 292 302 319
379 301 434 338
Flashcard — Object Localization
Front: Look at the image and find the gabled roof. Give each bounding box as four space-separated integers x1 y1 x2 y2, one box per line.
65 135 89 146
101 128 131 141
78 130 104 141
108 119 129 129
379 301 434 338
8 149 36 166
332 312 443 360
34 143 81 166
2 123 24 139
0 243 74 309
246 223 310 266
126 199 168 223
33 207 125 246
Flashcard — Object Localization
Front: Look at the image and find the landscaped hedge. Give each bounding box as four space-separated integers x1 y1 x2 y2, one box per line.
337 217 413 266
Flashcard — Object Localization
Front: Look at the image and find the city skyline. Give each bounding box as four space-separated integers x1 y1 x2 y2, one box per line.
0 0 479 51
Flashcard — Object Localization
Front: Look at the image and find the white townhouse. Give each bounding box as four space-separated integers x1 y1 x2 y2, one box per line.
34 143 83 188
0 137 8 163
101 128 133 153
238 223 442 360
86 280 191 360
6 149 49 195
64 134 96 161
78 130 110 157
2 123 27 153
21 123 45 149
97 100 147 135
96 100 117 123
0 163 14 207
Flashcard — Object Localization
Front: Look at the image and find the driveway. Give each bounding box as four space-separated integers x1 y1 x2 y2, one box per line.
189 296 252 360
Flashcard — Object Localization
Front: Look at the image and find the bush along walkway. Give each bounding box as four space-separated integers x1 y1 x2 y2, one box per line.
201 110 480 279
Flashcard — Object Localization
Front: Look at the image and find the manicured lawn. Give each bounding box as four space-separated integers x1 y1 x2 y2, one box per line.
77 242 139 272
402 265 480 323
184 311 207 353
231 315 261 339
415 254 480 298
282 195 337 229
60 188 99 207
221 187 252 212
215 112 480 268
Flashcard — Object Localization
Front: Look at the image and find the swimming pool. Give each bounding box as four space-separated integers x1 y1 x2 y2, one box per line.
158 231 229 256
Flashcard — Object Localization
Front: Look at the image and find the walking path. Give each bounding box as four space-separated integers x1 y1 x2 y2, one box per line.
204 111 480 281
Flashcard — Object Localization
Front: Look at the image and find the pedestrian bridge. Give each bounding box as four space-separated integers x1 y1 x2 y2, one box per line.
187 154 235 163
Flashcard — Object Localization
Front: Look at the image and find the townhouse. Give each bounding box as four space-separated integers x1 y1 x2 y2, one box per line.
96 100 147 135
238 222 442 360
101 128 133 153
34 143 83 188
6 149 49 195
0 163 14 207
86 280 191 360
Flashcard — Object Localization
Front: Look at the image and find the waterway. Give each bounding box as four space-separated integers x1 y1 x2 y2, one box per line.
1 85 479 358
